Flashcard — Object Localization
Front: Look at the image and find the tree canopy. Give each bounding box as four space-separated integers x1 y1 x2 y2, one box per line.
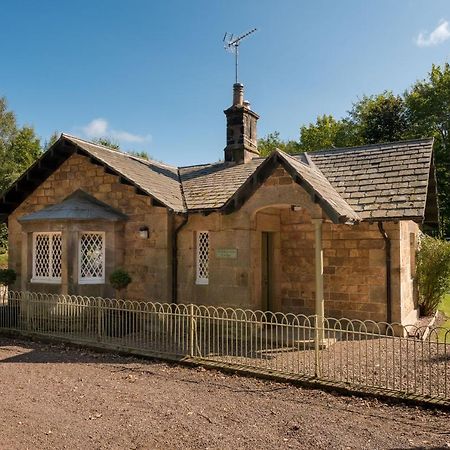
94 137 150 160
0 97 43 252
258 63 450 234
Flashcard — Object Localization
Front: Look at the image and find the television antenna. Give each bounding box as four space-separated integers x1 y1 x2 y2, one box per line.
223 28 257 84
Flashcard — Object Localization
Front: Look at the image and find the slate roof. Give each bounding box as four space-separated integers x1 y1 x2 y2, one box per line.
277 151 361 222
307 138 435 220
19 190 128 222
179 159 264 210
64 135 185 212
0 134 437 225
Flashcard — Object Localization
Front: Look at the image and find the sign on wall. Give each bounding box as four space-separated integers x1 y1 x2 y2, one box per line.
216 248 238 259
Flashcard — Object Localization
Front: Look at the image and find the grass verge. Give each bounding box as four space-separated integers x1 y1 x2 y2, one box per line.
438 294 450 341
0 252 7 269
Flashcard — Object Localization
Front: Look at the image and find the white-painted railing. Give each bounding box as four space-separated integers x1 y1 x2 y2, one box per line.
0 291 449 403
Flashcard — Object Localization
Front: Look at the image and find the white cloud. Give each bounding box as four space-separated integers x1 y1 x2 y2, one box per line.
416 19 450 47
80 118 151 144
82 118 108 137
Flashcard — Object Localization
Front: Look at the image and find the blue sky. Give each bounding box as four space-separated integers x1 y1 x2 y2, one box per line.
1 0 449 166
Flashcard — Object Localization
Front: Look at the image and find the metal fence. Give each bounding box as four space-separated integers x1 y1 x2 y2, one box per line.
0 291 449 404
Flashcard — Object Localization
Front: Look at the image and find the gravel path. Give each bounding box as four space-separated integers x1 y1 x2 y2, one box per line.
0 337 450 449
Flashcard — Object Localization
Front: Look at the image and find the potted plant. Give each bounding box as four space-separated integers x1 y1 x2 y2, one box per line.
106 269 133 337
109 268 132 298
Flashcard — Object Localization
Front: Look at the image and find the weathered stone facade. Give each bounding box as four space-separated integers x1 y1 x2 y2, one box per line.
7 154 420 325
176 166 420 324
9 153 172 300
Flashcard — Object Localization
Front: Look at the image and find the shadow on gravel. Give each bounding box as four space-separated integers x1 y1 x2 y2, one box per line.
429 353 450 363
391 447 450 450
0 338 151 365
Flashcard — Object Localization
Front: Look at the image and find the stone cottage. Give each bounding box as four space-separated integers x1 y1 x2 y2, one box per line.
0 84 438 325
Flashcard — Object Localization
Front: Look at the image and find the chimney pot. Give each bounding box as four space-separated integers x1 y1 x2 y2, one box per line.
233 83 244 106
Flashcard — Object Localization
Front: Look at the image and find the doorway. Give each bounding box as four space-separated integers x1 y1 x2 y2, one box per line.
261 232 274 311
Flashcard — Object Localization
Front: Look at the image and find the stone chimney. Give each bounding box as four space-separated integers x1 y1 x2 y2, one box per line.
224 83 259 164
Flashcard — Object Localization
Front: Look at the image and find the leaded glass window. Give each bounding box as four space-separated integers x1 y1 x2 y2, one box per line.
78 232 105 284
32 232 62 283
196 231 209 285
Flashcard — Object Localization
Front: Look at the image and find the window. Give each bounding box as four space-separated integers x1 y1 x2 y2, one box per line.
32 232 62 283
78 232 105 284
196 231 209 285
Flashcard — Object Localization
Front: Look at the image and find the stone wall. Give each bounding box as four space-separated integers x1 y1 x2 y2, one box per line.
8 157 420 325
398 221 420 324
8 153 172 300
177 213 253 308
176 165 420 324
278 208 393 322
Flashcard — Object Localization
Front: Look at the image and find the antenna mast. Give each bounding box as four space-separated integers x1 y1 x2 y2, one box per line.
223 28 257 84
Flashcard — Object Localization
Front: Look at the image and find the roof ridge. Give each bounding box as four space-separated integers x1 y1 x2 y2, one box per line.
179 157 267 170
179 161 227 170
61 133 177 171
293 137 434 157
278 149 310 168
269 150 360 223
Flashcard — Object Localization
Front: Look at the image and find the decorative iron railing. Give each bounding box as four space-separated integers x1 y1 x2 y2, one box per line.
0 291 449 403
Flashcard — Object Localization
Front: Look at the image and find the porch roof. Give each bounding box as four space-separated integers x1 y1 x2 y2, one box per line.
18 190 128 222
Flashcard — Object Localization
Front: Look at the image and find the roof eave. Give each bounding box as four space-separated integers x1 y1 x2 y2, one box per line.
275 151 360 225
219 150 360 224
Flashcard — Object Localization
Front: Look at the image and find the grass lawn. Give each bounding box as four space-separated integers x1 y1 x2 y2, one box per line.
438 294 450 341
0 252 7 269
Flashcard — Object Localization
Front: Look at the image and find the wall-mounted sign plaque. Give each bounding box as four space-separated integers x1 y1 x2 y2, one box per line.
216 248 238 259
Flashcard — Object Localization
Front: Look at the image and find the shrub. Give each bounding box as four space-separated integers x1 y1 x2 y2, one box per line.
0 224 7 254
109 269 132 292
0 268 16 287
0 252 7 269
416 235 450 316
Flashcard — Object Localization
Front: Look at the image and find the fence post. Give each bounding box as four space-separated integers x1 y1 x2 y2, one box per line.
97 298 103 341
25 292 31 332
314 314 321 377
189 303 195 358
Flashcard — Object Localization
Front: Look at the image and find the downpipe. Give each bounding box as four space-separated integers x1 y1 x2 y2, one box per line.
172 213 188 305
377 222 392 324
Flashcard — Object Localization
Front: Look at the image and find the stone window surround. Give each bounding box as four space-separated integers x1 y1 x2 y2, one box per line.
196 231 209 285
31 231 62 284
78 231 106 285
20 220 124 296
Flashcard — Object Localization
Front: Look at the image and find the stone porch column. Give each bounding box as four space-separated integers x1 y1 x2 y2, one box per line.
312 218 324 344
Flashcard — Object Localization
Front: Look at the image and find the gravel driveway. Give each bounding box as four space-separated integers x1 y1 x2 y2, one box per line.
0 336 449 450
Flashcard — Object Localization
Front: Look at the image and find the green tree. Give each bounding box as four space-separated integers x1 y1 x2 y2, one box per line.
93 137 151 160
94 137 120 150
299 115 359 151
350 92 408 144
405 63 450 234
258 131 301 157
0 97 42 252
128 150 150 160
258 64 450 233
0 225 7 253
44 131 60 150
0 97 17 152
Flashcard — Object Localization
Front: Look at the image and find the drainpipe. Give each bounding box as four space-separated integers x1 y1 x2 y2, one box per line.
172 213 188 304
377 222 392 323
